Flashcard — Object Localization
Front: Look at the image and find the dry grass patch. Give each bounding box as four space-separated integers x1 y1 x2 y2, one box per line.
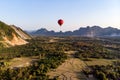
84 58 116 66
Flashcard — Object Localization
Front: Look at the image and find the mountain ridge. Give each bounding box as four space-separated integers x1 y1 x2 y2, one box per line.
0 21 31 48
29 26 120 37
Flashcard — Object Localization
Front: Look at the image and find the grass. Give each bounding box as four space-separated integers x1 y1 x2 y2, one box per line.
84 58 117 66
0 57 39 69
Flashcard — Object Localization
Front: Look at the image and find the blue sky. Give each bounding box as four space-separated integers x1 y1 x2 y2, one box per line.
0 0 120 31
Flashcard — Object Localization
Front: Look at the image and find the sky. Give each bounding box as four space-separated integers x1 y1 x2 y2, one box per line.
0 0 120 32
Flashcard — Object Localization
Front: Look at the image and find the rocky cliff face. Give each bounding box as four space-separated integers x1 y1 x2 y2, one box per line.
0 21 31 47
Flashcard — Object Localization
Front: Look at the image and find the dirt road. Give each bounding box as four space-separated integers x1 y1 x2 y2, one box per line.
47 58 88 80
47 51 89 80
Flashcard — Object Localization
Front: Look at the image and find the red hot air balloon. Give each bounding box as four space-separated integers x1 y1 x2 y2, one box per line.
58 19 64 26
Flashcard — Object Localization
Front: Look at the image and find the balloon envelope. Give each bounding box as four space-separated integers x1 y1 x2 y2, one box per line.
58 19 64 26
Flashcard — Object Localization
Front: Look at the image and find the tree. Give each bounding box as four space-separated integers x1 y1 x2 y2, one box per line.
98 72 107 80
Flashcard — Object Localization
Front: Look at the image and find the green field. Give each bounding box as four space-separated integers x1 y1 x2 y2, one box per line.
0 36 120 80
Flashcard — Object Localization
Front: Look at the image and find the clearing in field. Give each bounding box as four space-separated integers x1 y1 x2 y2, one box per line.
47 58 87 80
84 58 117 66
2 57 39 69
47 51 97 80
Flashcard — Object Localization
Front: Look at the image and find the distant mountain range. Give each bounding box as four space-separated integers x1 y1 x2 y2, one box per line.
28 26 120 37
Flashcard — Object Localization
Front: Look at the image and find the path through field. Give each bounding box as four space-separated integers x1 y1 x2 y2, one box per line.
48 58 88 80
47 51 92 80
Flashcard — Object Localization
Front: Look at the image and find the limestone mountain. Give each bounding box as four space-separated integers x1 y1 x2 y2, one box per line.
29 26 120 37
0 21 31 48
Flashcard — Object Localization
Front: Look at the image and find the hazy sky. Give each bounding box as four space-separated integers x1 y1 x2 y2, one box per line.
0 0 120 31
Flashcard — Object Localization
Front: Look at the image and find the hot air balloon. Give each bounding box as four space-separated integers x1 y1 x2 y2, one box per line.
58 19 64 26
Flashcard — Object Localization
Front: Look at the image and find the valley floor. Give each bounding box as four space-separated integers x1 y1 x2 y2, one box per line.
1 51 117 80
47 51 118 80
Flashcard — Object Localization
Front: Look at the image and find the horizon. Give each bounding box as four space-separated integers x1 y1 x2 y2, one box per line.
0 0 120 32
30 25 120 33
